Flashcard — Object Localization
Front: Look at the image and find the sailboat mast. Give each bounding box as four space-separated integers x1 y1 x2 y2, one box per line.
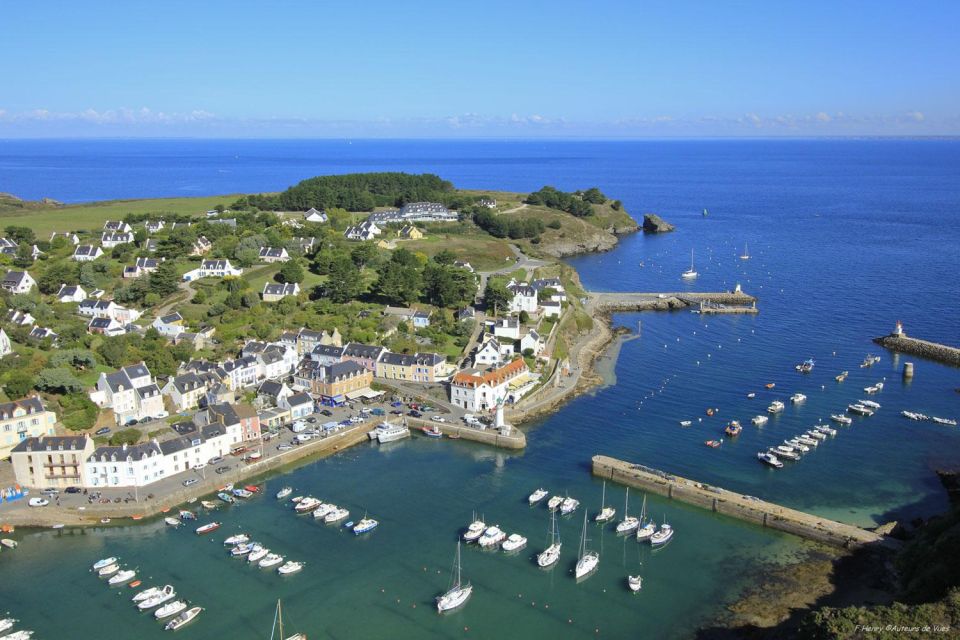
278 600 284 640
456 541 462 587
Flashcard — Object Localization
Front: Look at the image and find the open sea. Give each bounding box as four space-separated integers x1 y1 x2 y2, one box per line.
1 139 958 639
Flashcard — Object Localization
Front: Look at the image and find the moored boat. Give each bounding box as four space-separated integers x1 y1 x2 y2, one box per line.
223 533 249 546
757 452 783 468
628 574 643 592
501 533 527 552
421 425 443 438
217 492 235 504
478 525 506 548
97 563 119 577
231 488 253 499
785 439 810 452
276 486 293 500
132 586 163 603
847 403 874 416
574 512 599 580
933 416 959 426
835 371 849 382
831 414 853 425
767 400 785 414
790 393 806 403
537 510 562 568
814 425 837 436
436 541 472 613
259 553 284 569
195 522 220 535
278 561 304 575
770 446 800 460
560 496 580 515
795 435 818 447
294 497 322 513
0 618 17 633
247 545 268 563
324 506 349 524
93 556 118 571
528 488 548 505
155 600 188 619
704 439 722 448
463 514 485 542
164 606 202 631
164 517 180 527
795 359 815 373
137 585 176 610
650 522 674 547
723 421 742 437
594 481 616 523
751 415 769 426
546 495 563 511
108 569 137 585
353 517 379 535
200 500 218 510
859 400 881 410
679 420 693 427
312 503 334 520
615 488 639 534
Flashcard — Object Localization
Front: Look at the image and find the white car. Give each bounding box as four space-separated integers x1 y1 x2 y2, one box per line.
431 416 446 423
28 497 49 507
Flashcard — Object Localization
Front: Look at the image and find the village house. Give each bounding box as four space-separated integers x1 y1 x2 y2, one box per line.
258 407 290 431
0 242 42 259
11 435 94 489
152 312 186 338
262 282 300 302
202 402 261 443
309 343 345 366
375 352 446 383
172 326 216 350
478 197 497 208
456 306 476 322
367 202 458 224
295 360 372 401
541 300 562 318
7 309 35 326
491 317 521 340
123 257 162 279
161 372 209 412
383 306 431 328
2 270 36 294
473 336 514 368
0 328 11 357
142 239 159 252
220 356 260 390
182 259 243 281
78 299 142 323
87 317 126 336
209 218 237 229
144 220 165 234
344 220 382 241
293 237 316 253
191 236 212 256
101 231 135 248
532 278 567 302
91 362 165 425
289 327 342 355
303 208 328 223
28 326 58 342
507 280 539 314
450 358 530 413
0 396 59 461
341 343 387 372
72 245 104 262
256 380 294 407
258 246 290 263
55 284 87 303
50 232 81 245
453 260 474 272
397 225 424 240
103 220 133 233
279 392 314 419
520 330 545 357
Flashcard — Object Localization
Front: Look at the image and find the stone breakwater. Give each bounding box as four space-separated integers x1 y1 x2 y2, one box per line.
872 333 960 367
591 291 758 312
591 455 895 550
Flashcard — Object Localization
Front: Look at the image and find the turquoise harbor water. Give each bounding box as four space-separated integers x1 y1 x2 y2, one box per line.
1 140 959 638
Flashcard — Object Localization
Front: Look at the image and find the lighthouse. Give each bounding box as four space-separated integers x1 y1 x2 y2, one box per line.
893 321 904 337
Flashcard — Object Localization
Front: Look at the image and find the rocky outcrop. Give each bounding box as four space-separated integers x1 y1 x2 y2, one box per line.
642 213 675 233
539 229 619 257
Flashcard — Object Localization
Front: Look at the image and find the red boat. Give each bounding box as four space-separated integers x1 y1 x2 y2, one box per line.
704 440 722 448
421 426 442 438
244 485 259 493
195 522 221 535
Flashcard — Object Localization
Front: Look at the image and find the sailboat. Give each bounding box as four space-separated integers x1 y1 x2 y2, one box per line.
594 481 616 523
269 599 306 640
436 542 472 613
702 208 708 217
740 242 750 260
574 512 599 580
636 495 655 541
681 250 698 279
615 487 639 534
537 509 562 568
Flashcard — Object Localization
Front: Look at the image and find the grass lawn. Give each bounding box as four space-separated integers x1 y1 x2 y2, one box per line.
404 232 513 270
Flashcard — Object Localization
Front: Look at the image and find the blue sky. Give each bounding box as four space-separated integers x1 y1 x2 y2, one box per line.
1 1 957 137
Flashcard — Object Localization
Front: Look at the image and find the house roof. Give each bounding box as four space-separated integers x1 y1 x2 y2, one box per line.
452 358 528 388
311 344 345 359
0 396 47 420
158 312 183 325
13 434 88 453
2 271 31 287
263 283 298 296
286 392 313 407
89 441 162 463
380 352 444 367
343 343 385 359
170 372 204 394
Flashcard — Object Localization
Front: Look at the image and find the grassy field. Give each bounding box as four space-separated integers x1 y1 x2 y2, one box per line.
403 232 515 271
0 194 241 236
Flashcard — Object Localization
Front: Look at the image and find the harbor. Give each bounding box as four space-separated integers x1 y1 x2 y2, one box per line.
873 322 960 367
591 455 893 549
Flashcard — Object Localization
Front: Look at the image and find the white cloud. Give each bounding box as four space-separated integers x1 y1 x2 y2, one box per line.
815 112 832 122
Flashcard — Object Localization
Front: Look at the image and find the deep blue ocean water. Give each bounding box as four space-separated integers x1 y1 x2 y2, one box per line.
0 139 958 639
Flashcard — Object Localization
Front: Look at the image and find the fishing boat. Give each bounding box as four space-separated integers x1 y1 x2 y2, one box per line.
270 600 305 640
860 400 881 410
795 434 818 447
370 421 411 443
836 371 849 382
259 553 285 569
312 503 334 520
830 414 853 425
546 495 563 511
132 586 163 603
421 425 443 438
164 606 202 631
537 510 562 568
635 496 655 542
137 585 176 610
739 242 750 260
276 486 293 500
795 359 815 373
704 439 722 448
247 545 269 563
97 563 119 577
724 421 742 437
528 488 548 505
353 517 379 535
751 415 769 426
650 522 674 547
864 386 879 394
902 410 924 420
164 517 180 527
154 600 188 620
93 556 118 571
201 500 218 510
436 541 472 613
278 561 304 575
294 497 322 513
785 439 810 452
628 574 643 592
767 400 785 414
615 487 639 534
478 525 506 548
847 403 874 416
501 533 527 552
681 250 698 279
463 513 485 542
217 492 235 504
324 506 349 524
108 569 136 586
195 522 220 535
757 452 783 468
560 496 580 515
232 488 253 499
679 420 693 427
770 447 800 461
223 533 249 546
594 481 616 523
933 417 959 426
790 393 807 404
574 512 599 580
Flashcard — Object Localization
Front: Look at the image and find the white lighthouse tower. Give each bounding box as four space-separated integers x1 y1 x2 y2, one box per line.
893 320 904 337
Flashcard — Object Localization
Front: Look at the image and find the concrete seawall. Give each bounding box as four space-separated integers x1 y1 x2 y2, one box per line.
873 333 960 367
406 416 526 449
591 291 758 313
592 455 892 549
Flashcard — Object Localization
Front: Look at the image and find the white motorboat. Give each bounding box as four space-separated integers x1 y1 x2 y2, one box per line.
353 517 378 535
478 525 506 548
679 420 693 427
560 496 580 516
164 606 202 631
859 400 881 410
831 414 853 425
0 618 16 633
628 574 643 592
230 543 254 557
751 415 769 426
546 495 563 511
814 425 837 436
771 446 800 460
767 401 785 414
795 435 818 447
932 416 958 426
312 503 334 520
247 545 269 563
155 600 188 619
650 522 674 547
294 497 322 513
276 486 293 500
259 553 284 569
164 517 181 527
615 487 639 534
98 563 119 577
757 452 783 468
223 533 249 546
785 439 810 452
681 249 698 279
805 430 827 440
108 569 136 585
278 561 304 575
436 541 472 613
790 393 806 404
537 510 562 568
92 556 118 571
574 512 599 580
137 585 176 610
325 507 349 524
847 403 874 416
747 392 757 399
594 481 616 523
501 533 527 552
1 632 33 640
875 381 885 390
902 410 924 420
132 586 163 603
372 421 410 443
528 488 548 505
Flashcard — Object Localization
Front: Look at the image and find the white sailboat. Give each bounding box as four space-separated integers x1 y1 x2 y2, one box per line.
635 495 655 541
436 541 472 613
537 509 562 568
594 481 616 523
574 511 599 580
681 250 698 279
616 487 639 534
740 242 750 260
269 599 305 640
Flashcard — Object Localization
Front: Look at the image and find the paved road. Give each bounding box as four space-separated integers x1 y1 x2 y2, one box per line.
476 245 547 297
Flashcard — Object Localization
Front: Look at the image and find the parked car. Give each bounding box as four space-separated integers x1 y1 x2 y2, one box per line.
431 416 446 423
277 443 294 452
155 410 169 419
371 408 386 416
215 466 230 474
65 486 81 494
95 427 111 436
306 417 317 423
28 497 49 507
320 409 333 417
182 478 199 487
41 488 60 496
408 410 423 418
391 401 403 408
193 463 206 471
208 456 224 465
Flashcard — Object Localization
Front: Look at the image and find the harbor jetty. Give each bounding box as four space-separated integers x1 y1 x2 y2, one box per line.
590 288 757 313
591 455 892 549
873 321 960 367
406 416 525 449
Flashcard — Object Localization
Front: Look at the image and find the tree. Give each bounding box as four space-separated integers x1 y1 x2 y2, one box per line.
375 259 422 306
148 261 180 298
423 263 475 309
350 243 378 270
323 255 364 303
38 261 79 294
35 368 85 394
109 428 142 446
4 225 35 244
13 243 34 268
4 370 35 398
519 310 530 324
277 260 305 284
433 249 457 265
484 281 512 317
49 349 97 370
59 393 99 431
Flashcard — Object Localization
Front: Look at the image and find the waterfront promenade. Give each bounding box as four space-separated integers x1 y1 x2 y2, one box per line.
592 455 895 549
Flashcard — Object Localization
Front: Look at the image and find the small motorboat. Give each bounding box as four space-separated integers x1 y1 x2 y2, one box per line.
276 486 293 500
769 446 799 460
164 606 202 631
324 507 349 524
1 631 33 640
933 417 959 426
902 410 924 420
560 497 580 515
93 556 118 571
421 425 443 438
860 400 881 410
785 438 810 452
746 393 756 399
501 533 527 552
137 585 176 610
155 600 188 620
353 518 379 535
478 525 506 548
164 517 180 527
247 546 269 563
195 522 221 535
132 586 163 603
278 561 304 575
795 435 818 447
201 500 218 510
259 553 285 569
847 404 874 416
98 563 119 577
546 495 563 511
294 497 322 513
831 414 853 425
679 420 693 427
178 510 195 520
108 569 137 586
836 371 849 382
231 488 253 499
128 580 141 588
767 401 785 414
244 485 259 493
217 492 235 504
804 430 827 441
343 521 354 529
757 452 783 468
312 503 334 520
649 523 674 547
1 538 18 549
815 425 837 436
790 393 806 404
724 421 742 437
528 488 548 505
628 575 643 592
704 440 722 448
751 415 769 427
765 383 776 389
795 359 815 373
463 516 485 542
705 408 715 417
230 543 254 557
290 496 303 503
0 619 16 634
223 533 249 546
